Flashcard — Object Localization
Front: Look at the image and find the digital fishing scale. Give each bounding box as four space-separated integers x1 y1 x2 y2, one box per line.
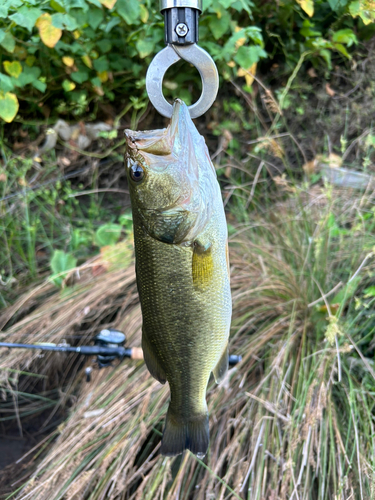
146 0 219 118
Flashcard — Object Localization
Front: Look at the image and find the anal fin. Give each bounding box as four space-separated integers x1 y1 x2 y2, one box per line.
142 333 166 384
213 344 228 384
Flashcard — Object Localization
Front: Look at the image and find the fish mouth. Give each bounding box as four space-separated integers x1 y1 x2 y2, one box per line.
125 131 173 157
125 100 186 158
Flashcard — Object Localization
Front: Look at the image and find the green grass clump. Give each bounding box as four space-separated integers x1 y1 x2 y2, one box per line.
0 148 133 307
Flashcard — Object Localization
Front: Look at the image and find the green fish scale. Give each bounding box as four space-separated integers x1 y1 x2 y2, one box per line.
134 211 231 421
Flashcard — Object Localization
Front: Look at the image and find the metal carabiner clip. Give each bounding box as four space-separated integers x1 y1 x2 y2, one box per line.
145 0 219 119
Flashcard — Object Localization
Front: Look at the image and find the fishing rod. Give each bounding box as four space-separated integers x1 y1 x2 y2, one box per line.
0 328 242 381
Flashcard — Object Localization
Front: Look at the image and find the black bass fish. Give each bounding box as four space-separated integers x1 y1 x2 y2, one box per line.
125 100 231 457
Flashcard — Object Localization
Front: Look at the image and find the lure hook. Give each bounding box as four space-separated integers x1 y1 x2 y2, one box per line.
145 0 219 119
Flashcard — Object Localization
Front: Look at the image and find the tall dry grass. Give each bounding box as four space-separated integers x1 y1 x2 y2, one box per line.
1 184 375 500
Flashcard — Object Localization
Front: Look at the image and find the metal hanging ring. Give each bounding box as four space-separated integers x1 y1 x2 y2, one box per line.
145 44 219 119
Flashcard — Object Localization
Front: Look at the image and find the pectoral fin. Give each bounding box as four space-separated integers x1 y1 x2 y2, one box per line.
142 332 166 384
213 345 228 384
192 239 213 290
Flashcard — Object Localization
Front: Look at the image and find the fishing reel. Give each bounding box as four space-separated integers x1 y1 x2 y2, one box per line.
84 328 129 382
94 328 127 368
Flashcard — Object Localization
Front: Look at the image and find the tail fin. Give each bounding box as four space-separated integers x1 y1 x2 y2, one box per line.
160 406 209 458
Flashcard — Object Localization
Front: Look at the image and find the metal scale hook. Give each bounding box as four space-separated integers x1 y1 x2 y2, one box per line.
146 0 219 119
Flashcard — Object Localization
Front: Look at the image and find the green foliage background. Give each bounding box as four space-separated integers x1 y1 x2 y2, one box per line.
0 0 373 122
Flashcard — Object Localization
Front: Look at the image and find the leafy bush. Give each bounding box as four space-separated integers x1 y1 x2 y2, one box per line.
0 0 372 123
251 0 374 71
0 0 265 123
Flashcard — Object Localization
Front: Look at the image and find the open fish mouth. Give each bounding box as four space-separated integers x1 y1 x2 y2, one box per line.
125 100 186 157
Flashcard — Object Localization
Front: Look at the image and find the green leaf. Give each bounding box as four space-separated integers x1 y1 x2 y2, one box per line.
118 210 133 231
51 13 78 31
95 223 122 247
87 0 103 7
91 76 102 87
318 48 332 69
333 42 350 58
50 250 77 287
97 39 112 52
69 7 87 26
51 0 66 13
0 0 21 17
117 0 141 25
93 56 109 72
300 20 322 38
202 0 213 10
62 79 76 91
3 61 22 78
9 7 42 32
349 0 375 24
0 32 15 53
87 7 104 30
104 16 121 32
234 45 267 68
98 129 118 139
208 10 231 40
232 0 253 13
0 73 14 92
328 0 349 9
32 79 47 92
66 0 90 11
17 66 41 86
332 28 358 46
71 68 90 83
136 38 154 58
0 92 18 122
71 229 92 250
349 0 361 14
3 0 22 6
218 0 235 7
364 286 375 297
222 27 263 60
245 27 264 46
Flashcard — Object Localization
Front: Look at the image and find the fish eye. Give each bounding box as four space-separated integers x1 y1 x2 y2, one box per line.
129 163 145 182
